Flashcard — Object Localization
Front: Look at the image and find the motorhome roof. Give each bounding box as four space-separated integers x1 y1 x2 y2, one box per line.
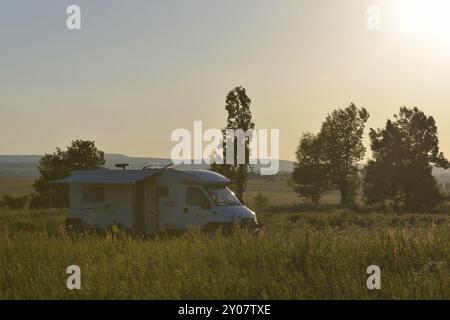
177 169 230 185
52 168 230 185
52 170 159 184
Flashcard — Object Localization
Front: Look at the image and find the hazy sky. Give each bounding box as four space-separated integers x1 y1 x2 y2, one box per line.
1 0 450 160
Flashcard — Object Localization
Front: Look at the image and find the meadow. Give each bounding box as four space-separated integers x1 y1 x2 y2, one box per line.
0 178 33 197
0 177 449 300
0 208 449 299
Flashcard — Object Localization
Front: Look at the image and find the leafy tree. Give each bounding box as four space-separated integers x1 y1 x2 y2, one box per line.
363 107 449 210
30 140 105 208
211 86 255 203
319 104 369 205
292 133 331 204
292 104 368 206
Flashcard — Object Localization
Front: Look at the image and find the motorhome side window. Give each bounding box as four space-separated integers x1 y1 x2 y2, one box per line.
186 187 208 207
82 187 105 203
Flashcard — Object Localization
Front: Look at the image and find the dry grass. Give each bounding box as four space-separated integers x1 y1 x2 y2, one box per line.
244 176 340 206
0 178 33 197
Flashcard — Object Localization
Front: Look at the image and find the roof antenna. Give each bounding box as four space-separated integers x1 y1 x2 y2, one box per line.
115 163 129 171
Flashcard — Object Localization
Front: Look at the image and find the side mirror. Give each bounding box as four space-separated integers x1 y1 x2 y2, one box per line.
201 200 212 210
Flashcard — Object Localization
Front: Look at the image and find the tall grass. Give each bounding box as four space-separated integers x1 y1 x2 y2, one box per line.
0 209 449 299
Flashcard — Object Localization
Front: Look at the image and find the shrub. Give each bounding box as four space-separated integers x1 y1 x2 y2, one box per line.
0 195 29 210
253 193 269 212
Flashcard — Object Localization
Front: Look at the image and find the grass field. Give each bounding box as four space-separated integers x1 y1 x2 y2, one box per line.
0 178 33 197
244 177 339 206
0 208 449 299
0 177 449 299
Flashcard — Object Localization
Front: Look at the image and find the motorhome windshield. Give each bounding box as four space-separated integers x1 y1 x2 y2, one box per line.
206 186 241 206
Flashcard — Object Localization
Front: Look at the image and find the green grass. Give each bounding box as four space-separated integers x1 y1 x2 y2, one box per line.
0 208 449 299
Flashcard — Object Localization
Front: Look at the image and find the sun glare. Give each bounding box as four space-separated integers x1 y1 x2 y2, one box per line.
397 0 450 38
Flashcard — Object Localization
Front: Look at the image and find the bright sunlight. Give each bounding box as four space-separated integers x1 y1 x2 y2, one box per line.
397 0 450 38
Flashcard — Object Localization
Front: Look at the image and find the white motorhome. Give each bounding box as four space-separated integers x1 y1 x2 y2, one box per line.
55 165 259 235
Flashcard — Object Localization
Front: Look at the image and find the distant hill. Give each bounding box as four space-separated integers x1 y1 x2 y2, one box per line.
2 154 450 187
0 155 42 163
0 154 295 178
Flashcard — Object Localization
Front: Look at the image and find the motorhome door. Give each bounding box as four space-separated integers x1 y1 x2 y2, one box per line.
184 186 213 227
144 180 158 235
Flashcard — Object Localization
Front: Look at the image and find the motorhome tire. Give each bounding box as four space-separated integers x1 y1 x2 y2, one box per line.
65 218 83 234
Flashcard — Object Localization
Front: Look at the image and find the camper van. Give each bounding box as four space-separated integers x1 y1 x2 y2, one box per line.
55 165 259 235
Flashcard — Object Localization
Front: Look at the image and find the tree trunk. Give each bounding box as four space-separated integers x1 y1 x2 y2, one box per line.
339 183 348 207
235 165 246 204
